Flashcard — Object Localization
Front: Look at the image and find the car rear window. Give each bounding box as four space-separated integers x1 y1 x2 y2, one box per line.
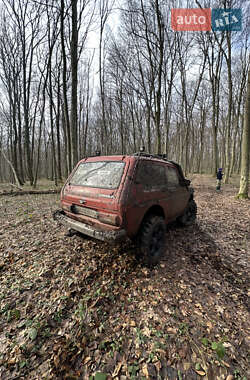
69 161 125 189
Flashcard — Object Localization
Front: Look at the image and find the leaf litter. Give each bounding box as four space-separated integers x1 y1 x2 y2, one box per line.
0 176 249 379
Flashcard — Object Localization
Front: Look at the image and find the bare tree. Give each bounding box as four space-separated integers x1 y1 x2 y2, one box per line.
70 0 78 167
237 66 250 199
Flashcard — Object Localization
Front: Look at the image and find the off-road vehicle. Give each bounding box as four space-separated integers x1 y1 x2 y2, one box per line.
54 153 197 265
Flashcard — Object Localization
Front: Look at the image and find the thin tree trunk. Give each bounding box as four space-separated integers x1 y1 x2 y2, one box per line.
71 0 78 167
56 82 62 180
237 67 250 199
0 148 22 187
224 32 233 183
60 0 71 173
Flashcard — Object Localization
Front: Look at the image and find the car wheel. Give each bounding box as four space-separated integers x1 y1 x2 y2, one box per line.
179 199 197 226
139 215 166 266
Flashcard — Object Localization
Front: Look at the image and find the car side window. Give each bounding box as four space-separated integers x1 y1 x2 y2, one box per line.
166 166 180 188
136 161 166 191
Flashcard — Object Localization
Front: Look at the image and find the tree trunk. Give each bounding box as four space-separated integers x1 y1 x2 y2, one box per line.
224 32 233 184
71 0 78 167
56 80 62 180
0 148 22 187
237 68 250 199
60 0 72 174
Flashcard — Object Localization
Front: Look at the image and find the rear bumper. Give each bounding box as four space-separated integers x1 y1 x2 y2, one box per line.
53 210 126 243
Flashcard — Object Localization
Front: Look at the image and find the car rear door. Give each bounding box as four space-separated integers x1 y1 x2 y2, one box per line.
165 165 189 217
128 160 173 224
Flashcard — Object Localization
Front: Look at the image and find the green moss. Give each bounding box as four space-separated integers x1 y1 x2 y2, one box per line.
236 193 249 200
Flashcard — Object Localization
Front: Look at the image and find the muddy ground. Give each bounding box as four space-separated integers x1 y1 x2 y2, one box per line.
0 175 249 380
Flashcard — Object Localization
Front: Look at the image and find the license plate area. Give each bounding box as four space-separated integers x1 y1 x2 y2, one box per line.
71 205 98 219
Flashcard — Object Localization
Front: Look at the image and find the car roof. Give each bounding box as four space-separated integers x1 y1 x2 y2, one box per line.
79 155 128 163
79 154 176 168
136 156 175 166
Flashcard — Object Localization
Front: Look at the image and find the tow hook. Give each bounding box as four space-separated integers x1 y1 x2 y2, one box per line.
52 209 64 222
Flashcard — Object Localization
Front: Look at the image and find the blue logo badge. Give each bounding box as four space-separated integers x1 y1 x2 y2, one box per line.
212 9 242 31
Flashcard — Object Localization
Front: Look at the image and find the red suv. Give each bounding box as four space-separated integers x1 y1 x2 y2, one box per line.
54 153 197 265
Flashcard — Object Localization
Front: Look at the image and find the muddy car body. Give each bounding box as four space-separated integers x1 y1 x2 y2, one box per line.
54 153 196 264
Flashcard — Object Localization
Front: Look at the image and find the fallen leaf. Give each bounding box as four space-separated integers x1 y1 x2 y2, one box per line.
28 327 37 341
142 363 149 378
53 355 60 368
154 361 161 372
206 321 213 331
216 305 224 313
8 358 16 365
167 327 177 334
163 305 171 313
142 326 151 337
223 342 232 348
221 360 230 368
195 370 206 376
183 362 191 371
83 356 91 365
112 362 123 377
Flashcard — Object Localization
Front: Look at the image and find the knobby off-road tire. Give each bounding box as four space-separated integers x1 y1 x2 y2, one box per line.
139 215 166 266
179 199 197 226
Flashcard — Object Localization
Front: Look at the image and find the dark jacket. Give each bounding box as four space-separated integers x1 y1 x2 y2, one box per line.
217 171 223 180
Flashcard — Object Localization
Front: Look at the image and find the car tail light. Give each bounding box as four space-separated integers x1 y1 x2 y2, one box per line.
98 212 121 226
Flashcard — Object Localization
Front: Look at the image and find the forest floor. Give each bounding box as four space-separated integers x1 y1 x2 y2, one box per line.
0 175 249 380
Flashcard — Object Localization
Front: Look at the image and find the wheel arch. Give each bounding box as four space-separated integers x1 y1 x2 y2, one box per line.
143 204 165 220
128 204 166 241
134 205 165 238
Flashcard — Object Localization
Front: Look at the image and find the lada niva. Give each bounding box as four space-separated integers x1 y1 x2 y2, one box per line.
54 153 197 265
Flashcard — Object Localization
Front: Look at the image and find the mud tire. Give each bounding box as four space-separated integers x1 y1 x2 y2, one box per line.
139 215 166 266
178 199 197 226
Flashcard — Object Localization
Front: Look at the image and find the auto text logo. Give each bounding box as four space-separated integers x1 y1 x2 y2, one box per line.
171 8 242 32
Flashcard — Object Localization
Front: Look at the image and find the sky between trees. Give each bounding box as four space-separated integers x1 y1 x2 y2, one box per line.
0 0 249 190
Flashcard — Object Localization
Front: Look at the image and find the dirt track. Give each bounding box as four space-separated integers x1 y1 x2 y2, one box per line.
0 176 249 379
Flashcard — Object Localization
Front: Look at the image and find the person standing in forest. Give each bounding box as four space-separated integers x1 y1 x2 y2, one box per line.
216 168 223 190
